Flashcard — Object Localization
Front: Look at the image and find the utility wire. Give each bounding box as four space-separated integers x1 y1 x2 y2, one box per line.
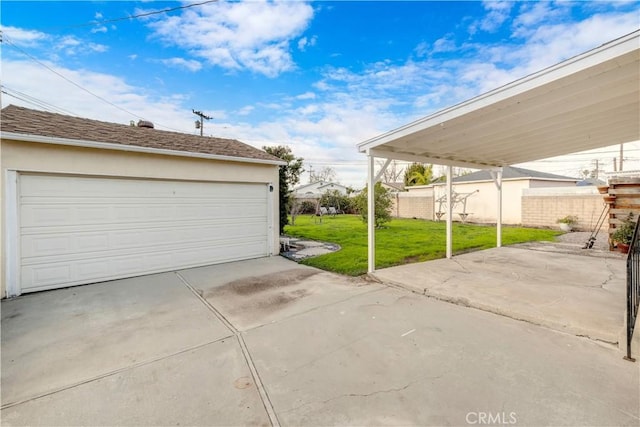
1 34 186 133
14 0 219 31
1 85 78 116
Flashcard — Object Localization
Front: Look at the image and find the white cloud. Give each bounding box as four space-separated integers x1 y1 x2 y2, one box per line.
296 91 316 100
0 26 47 47
297 35 317 51
237 105 255 116
55 35 108 56
146 0 314 77
470 1 513 34
160 57 203 72
94 12 103 19
91 26 108 34
0 58 194 134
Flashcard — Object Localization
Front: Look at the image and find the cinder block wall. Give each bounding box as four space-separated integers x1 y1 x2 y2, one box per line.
522 188 603 231
393 192 434 220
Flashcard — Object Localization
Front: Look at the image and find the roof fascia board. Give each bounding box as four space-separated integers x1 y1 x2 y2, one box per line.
368 148 496 169
448 177 578 185
358 31 639 152
1 132 286 166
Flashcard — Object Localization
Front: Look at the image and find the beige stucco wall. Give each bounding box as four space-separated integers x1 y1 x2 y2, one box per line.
432 180 530 224
521 186 602 231
396 179 580 225
1 139 280 298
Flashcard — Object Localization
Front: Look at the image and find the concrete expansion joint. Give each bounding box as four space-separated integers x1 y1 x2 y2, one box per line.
175 272 281 427
0 340 225 411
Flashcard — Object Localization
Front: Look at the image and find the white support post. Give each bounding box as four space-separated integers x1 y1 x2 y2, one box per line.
491 168 503 248
367 152 376 273
446 165 453 259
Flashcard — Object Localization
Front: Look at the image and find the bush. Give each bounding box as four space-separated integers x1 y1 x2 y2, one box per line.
354 182 392 227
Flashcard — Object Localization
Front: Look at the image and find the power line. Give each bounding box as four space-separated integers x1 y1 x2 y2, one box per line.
1 85 78 116
22 0 219 31
1 34 187 133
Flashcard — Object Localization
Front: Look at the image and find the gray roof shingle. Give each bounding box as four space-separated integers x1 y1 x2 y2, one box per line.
1 105 281 163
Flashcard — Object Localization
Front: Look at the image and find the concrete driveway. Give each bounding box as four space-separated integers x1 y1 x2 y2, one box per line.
2 256 639 426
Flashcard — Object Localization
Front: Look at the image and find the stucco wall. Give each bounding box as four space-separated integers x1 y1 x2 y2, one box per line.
394 179 586 226
1 139 280 298
521 186 603 231
431 180 530 224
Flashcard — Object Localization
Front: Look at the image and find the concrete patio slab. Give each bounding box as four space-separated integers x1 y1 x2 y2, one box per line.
1 272 231 406
373 246 626 346
245 286 639 426
1 339 269 426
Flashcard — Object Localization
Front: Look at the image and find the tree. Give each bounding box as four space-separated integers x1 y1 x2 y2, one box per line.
263 145 304 233
319 189 354 214
354 182 392 228
404 163 433 186
377 159 404 183
310 166 337 183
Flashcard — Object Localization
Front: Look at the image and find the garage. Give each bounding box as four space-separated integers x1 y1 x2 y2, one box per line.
1 105 283 297
18 174 271 293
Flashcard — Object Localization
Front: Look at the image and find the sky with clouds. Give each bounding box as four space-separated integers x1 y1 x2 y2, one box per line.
1 1 639 187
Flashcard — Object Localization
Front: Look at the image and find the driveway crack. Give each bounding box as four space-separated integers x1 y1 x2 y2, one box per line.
176 272 281 427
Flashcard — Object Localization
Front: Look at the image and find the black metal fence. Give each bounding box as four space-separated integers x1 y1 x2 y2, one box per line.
625 219 640 362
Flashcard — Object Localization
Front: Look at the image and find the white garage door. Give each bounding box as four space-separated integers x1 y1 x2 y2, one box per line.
18 174 271 293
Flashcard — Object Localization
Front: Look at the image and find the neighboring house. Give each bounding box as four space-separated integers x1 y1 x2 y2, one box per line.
0 105 283 298
395 166 579 224
292 181 351 199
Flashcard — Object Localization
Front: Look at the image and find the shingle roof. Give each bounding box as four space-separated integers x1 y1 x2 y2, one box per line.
452 166 578 183
1 105 281 163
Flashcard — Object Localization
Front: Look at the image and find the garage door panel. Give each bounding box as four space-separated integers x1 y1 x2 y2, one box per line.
19 175 271 293
21 239 268 292
22 222 268 259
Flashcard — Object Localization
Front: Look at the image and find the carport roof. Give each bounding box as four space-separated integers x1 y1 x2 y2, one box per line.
0 105 284 165
357 30 640 169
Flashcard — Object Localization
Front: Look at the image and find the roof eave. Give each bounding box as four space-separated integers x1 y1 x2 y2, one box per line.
1 132 286 166
438 177 579 185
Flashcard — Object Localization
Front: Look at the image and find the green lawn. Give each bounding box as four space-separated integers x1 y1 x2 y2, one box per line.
284 215 560 276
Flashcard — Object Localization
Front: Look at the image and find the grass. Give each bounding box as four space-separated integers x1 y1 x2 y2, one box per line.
284 214 561 276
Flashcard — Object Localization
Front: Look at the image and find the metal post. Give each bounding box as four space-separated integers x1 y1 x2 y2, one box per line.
367 153 376 273
446 165 453 259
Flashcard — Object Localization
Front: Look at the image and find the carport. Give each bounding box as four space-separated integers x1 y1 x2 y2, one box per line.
357 30 639 274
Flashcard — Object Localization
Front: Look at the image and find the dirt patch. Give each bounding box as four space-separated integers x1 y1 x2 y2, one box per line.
252 289 311 310
211 269 319 296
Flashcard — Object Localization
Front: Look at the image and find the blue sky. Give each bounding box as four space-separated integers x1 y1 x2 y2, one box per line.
1 1 639 187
